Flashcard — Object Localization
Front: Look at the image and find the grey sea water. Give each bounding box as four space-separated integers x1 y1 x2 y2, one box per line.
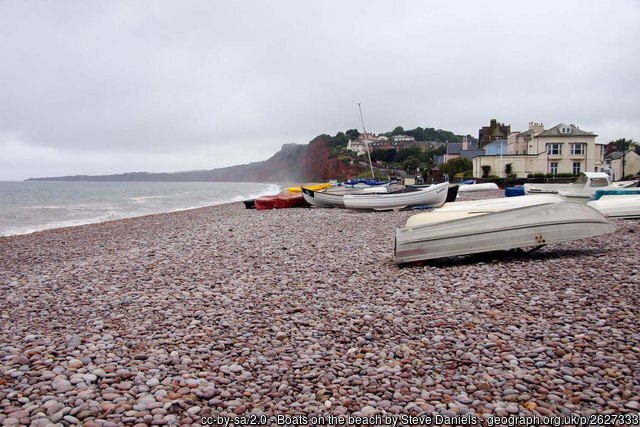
0 181 280 236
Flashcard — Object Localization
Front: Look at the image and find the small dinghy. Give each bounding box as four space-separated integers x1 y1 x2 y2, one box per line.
343 182 449 211
300 185 389 208
395 202 615 264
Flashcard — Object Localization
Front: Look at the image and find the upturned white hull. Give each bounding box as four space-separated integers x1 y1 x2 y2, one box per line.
405 194 565 227
395 202 615 264
587 195 640 219
457 182 499 192
343 182 449 211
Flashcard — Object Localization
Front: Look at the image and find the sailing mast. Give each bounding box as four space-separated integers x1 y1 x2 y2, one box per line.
357 102 376 180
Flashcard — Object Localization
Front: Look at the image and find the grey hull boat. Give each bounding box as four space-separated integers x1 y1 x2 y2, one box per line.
394 202 616 264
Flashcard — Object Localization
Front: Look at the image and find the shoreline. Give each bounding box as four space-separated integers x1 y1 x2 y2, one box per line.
1 191 639 424
0 181 286 238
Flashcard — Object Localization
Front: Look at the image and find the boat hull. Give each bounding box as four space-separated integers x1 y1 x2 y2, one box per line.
255 195 279 210
287 183 331 193
301 187 347 208
274 192 306 209
405 194 565 227
458 182 499 192
587 196 640 219
395 202 615 264
343 182 449 211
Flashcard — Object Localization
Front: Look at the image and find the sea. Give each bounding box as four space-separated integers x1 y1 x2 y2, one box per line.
0 181 280 237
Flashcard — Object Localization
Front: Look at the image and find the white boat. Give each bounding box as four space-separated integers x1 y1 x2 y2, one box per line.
343 182 449 211
523 172 626 200
457 182 499 192
300 186 390 208
394 202 615 264
405 194 565 227
587 195 640 219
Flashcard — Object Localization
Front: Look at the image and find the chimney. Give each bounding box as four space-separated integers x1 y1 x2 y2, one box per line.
462 136 469 151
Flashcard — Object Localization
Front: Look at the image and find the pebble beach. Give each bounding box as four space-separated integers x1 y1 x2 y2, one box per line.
1 189 639 426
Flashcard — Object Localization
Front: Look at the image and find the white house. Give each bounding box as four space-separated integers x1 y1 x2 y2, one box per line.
473 122 603 178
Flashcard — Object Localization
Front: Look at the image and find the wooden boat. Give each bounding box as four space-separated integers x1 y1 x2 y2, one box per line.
405 194 565 227
255 195 279 210
395 202 615 264
523 172 625 201
458 182 499 192
343 182 449 211
587 195 640 219
287 183 331 193
274 192 306 209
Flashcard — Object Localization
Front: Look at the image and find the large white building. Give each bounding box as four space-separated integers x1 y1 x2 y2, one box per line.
472 122 605 178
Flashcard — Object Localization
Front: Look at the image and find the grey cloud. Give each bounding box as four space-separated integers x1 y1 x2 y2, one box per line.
1 0 639 180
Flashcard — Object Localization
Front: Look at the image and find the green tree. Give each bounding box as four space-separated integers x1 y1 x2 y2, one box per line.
345 129 360 141
396 147 422 163
391 126 405 135
440 158 473 179
370 149 396 162
613 138 636 152
402 156 420 173
329 132 348 147
505 163 514 177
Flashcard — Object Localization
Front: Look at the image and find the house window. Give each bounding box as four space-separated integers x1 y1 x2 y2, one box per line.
547 144 562 155
571 144 585 155
573 162 581 175
549 162 558 175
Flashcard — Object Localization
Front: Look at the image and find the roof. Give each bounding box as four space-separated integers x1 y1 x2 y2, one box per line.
536 123 597 137
605 151 625 161
461 149 484 159
447 142 462 155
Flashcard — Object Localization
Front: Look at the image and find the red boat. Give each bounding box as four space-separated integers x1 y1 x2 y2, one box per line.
274 192 306 209
255 195 279 210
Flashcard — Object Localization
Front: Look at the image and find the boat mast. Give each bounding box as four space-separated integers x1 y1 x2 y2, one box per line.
357 102 376 179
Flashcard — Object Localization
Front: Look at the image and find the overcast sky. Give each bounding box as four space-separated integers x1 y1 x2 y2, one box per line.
1 0 639 180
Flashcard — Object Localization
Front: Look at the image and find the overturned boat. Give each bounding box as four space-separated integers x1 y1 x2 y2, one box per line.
343 182 449 211
395 202 615 264
587 195 640 219
458 182 499 192
405 194 565 227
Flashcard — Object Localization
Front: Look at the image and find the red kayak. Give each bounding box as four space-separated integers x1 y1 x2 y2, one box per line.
255 195 279 210
274 192 306 209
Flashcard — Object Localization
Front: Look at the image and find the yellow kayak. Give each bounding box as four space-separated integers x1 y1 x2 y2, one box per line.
288 183 331 193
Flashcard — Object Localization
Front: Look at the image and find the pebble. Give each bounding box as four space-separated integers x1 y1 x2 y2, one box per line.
0 191 637 423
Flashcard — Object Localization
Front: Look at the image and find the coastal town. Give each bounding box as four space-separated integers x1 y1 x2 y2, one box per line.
345 119 640 182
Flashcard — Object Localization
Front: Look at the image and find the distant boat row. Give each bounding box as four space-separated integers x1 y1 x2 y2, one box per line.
248 180 461 211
